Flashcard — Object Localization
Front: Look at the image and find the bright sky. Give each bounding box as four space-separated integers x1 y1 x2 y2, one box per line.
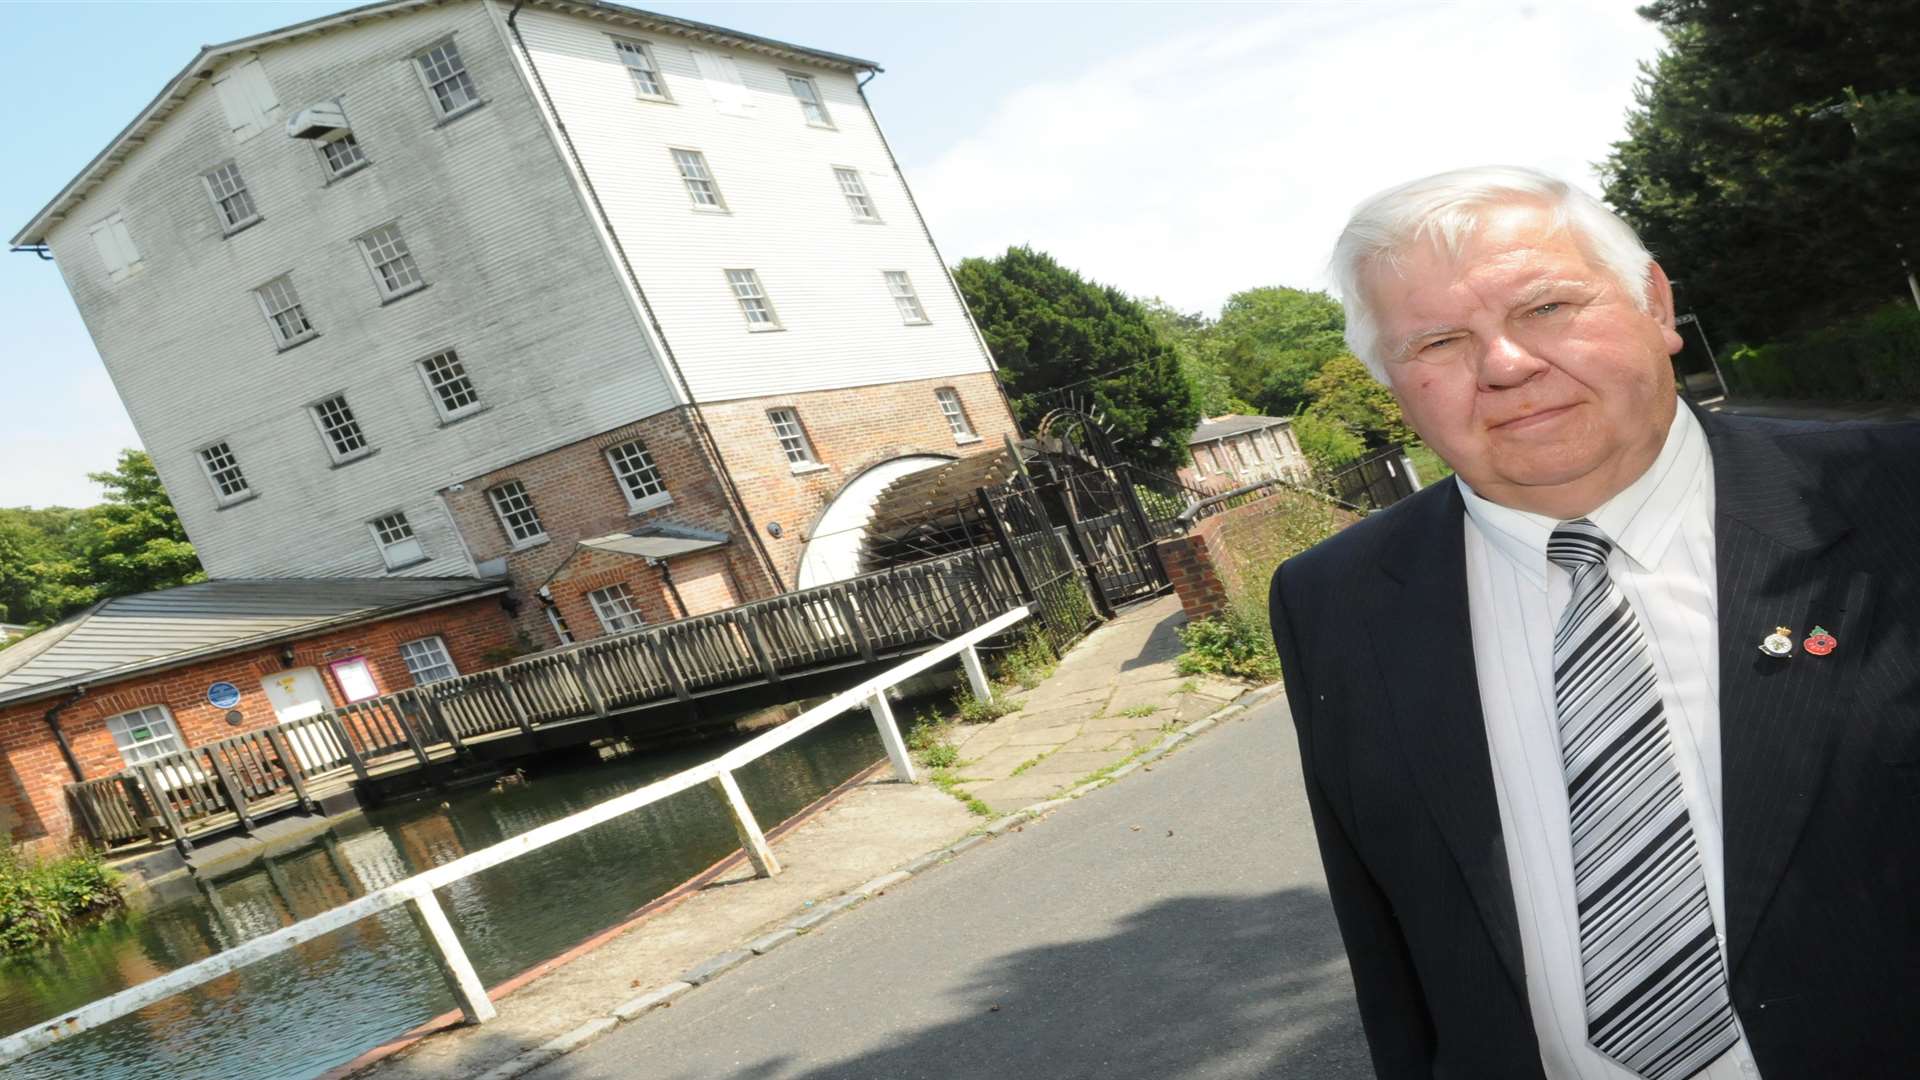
0 0 1666 508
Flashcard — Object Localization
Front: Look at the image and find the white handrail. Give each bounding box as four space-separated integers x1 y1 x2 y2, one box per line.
0 605 1029 1067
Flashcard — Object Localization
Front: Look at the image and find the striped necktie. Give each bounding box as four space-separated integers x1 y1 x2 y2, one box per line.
1548 519 1738 1080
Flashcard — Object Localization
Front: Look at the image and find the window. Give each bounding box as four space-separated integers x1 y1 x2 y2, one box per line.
418 350 480 421
399 636 460 684
726 269 780 329
357 223 425 301
211 59 279 140
488 480 546 546
203 162 260 233
199 441 251 503
613 38 669 100
415 40 481 120
105 706 186 769
670 149 725 209
544 603 574 645
689 47 753 116
885 271 929 324
317 129 368 179
369 512 426 570
936 387 975 440
833 167 878 220
87 212 142 282
606 439 669 511
588 584 646 634
310 394 371 462
785 72 831 127
767 408 818 467
255 275 316 349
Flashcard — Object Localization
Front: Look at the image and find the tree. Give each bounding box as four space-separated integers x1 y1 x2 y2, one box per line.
1139 297 1248 417
953 247 1200 472
0 509 84 626
1205 287 1349 416
76 450 203 601
1303 354 1416 447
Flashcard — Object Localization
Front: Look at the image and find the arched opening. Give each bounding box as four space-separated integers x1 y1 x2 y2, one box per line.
795 455 952 588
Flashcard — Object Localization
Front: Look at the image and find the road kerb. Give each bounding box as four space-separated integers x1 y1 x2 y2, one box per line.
612 981 692 1021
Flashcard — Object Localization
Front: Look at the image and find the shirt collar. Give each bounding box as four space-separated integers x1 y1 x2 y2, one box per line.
1457 403 1709 586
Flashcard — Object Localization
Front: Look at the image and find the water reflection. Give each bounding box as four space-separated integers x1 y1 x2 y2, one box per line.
1 709 887 1080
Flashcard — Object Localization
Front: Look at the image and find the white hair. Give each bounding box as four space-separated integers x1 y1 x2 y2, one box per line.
1328 165 1655 379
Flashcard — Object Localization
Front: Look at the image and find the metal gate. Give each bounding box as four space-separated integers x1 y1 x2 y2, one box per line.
975 470 1098 655
1027 408 1171 613
1317 444 1419 511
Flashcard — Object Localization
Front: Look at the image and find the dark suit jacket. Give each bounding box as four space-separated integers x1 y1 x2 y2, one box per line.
1268 407 1920 1079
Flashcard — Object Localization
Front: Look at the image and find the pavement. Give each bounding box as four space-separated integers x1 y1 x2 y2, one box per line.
530 691 1372 1080
950 594 1250 814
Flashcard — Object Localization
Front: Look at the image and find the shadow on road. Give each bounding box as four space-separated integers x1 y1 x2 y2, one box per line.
545 887 1372 1080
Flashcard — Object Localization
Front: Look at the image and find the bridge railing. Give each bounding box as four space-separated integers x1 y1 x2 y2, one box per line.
10 605 1031 1069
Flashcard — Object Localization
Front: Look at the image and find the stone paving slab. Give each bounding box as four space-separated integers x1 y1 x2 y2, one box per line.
1003 724 1082 747
1105 677 1196 715
1021 749 1124 778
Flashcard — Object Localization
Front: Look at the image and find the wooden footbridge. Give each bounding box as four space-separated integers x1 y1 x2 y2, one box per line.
68 548 1028 857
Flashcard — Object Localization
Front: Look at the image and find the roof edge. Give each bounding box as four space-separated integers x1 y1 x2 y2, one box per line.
0 581 507 709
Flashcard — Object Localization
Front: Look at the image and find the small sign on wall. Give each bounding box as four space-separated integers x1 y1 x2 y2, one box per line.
207 681 242 710
329 656 380 703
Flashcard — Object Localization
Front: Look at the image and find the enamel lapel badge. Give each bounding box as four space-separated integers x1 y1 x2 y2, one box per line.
1759 626 1794 659
1804 626 1837 656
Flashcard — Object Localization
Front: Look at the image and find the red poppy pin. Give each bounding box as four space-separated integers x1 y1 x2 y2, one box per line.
1804 626 1837 656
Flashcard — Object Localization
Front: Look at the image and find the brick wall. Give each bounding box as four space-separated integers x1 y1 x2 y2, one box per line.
1156 489 1359 624
540 546 743 641
0 594 515 850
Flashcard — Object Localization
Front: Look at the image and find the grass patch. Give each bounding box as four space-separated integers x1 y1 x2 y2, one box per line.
928 768 995 818
1172 678 1199 696
1177 609 1285 683
953 689 1019 725
1069 747 1149 791
1 844 124 957
907 711 962 770
1404 442 1453 485
1116 704 1158 719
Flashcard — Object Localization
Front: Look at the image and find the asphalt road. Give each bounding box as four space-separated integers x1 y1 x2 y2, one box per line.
533 694 1373 1080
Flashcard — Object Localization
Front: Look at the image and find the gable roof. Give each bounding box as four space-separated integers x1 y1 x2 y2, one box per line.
1189 414 1293 444
11 0 880 246
0 577 504 705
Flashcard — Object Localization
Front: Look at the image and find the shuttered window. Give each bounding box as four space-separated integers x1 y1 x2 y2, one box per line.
87 212 143 282
211 59 279 140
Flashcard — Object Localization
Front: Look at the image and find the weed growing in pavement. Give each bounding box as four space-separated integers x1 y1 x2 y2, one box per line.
928 768 995 817
1068 747 1149 791
994 627 1057 690
1173 678 1199 696
1008 750 1054 777
953 689 1019 725
907 710 963 770
1117 704 1158 719
1176 609 1284 683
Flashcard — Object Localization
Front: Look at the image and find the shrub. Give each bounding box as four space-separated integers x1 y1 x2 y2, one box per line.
1290 411 1367 472
994 627 1057 689
1723 302 1920 401
1176 609 1284 683
0 844 124 956
953 690 1018 724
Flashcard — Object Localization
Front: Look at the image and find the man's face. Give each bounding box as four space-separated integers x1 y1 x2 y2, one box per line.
1363 202 1684 518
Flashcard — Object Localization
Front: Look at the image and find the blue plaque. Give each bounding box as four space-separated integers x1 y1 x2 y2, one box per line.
207 681 242 710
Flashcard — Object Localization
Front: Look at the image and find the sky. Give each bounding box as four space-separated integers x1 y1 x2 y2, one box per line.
0 0 1667 509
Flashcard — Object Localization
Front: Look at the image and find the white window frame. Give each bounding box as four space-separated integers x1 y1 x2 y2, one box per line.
413 38 482 122
488 480 547 548
197 440 253 505
368 511 427 570
105 705 186 770
588 584 646 635
605 439 671 513
315 128 370 181
767 407 821 470
254 274 317 350
87 212 143 283
726 269 781 330
202 161 262 235
309 393 373 464
784 71 832 127
670 148 726 211
356 222 426 303
399 636 460 684
611 37 671 101
936 387 978 442
416 349 481 422
832 167 880 222
885 271 930 325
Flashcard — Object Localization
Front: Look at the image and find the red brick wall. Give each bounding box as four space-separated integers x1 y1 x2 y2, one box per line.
540 546 744 641
0 594 515 850
1156 489 1358 624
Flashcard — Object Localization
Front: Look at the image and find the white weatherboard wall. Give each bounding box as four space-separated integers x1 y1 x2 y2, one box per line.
44 1 676 581
513 8 994 404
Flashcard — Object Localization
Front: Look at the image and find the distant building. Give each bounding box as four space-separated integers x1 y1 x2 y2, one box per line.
0 624 28 644
6 0 1019 850
1177 415 1311 491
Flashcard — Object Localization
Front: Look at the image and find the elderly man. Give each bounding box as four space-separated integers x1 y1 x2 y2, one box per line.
1268 166 1920 1080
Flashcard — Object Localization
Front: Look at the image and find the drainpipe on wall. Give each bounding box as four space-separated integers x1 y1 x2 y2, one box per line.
653 558 689 620
43 687 88 783
503 1 788 595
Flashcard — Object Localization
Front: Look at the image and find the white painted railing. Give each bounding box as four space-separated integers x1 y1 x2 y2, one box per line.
0 606 1029 1068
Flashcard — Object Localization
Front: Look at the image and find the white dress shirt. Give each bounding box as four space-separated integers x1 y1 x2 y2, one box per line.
1458 406 1762 1079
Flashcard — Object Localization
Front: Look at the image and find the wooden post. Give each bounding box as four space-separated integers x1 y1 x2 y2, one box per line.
404 887 496 1024
324 710 373 786
833 588 877 662
263 728 318 814
422 692 468 755
118 774 167 845
706 770 781 879
394 696 434 769
866 692 917 784
136 763 192 857
648 631 693 703
961 646 993 705
566 653 610 719
738 612 782 684
208 754 255 833
494 672 534 737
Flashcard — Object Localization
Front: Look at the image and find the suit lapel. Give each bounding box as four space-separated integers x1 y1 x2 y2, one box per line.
1700 410 1870 972
1364 480 1529 997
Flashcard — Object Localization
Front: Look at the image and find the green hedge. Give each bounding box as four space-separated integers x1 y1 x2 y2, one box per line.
1723 302 1920 401
0 844 124 956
